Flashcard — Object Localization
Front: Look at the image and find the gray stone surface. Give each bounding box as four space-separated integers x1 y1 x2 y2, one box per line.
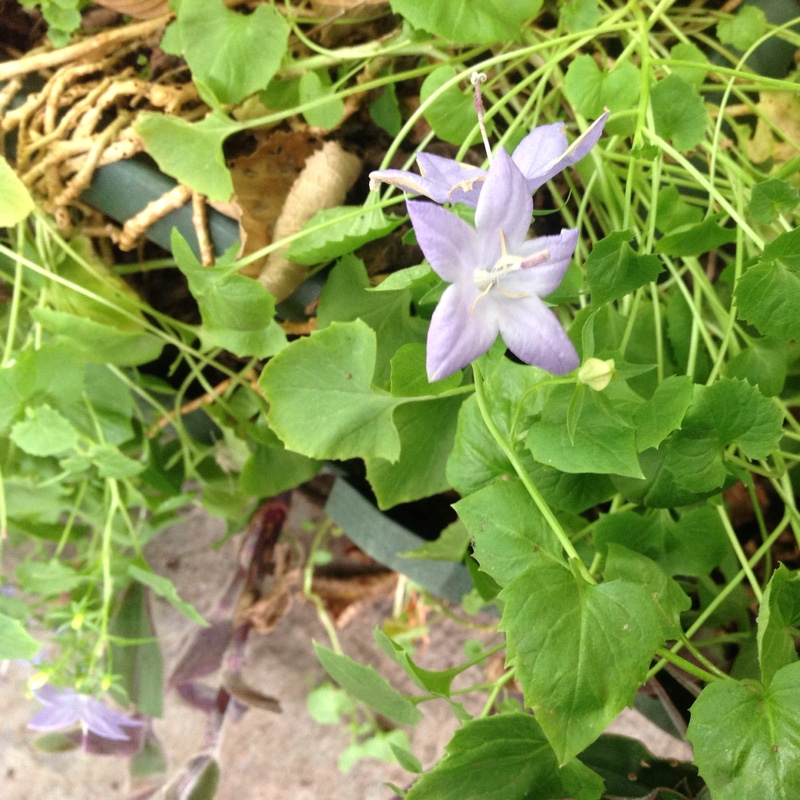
0 502 691 799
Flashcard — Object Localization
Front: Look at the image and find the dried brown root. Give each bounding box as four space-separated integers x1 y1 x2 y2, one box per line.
118 183 193 251
0 17 169 82
192 192 214 266
147 370 260 437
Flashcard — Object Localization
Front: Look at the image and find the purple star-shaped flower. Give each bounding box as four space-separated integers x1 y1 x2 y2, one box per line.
370 111 608 207
410 148 579 381
28 684 143 741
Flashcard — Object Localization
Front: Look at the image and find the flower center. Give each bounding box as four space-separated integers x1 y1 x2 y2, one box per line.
471 229 550 312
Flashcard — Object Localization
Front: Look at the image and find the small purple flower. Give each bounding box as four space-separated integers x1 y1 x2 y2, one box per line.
409 148 579 381
28 684 143 741
370 111 608 207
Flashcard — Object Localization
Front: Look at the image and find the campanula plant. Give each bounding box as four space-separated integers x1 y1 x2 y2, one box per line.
5 1 800 798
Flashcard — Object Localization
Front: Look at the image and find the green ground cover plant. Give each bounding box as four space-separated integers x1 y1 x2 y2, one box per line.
3 0 800 797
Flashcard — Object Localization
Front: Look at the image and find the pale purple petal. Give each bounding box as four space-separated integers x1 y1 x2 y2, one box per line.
416 153 486 204
497 294 579 374
407 200 478 282
514 111 609 193
81 698 142 740
369 154 486 205
474 149 532 253
426 282 497 381
28 701 81 732
501 229 579 297
510 123 568 183
368 167 452 204
28 685 142 741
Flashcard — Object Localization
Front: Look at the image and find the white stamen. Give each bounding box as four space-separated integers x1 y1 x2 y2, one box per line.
472 229 550 306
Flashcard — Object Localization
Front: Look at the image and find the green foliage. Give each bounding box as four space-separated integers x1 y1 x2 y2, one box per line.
420 66 490 147
5 3 800 796
564 55 640 119
0 613 42 660
758 567 800 686
594 506 728 577
260 320 403 461
299 70 345 129
400 519 470 561
736 260 800 340
19 0 83 46
585 231 663 305
727 337 787 397
656 214 736 257
501 552 663 763
406 714 604 799
669 42 709 86
717 6 768 51
663 379 783 493
285 208 403 265
167 0 289 106
560 0 600 33
390 0 543 44
11 404 79 457
650 75 707 152
0 157 34 225
526 383 645 478
749 179 799 224
128 565 208 627
110 583 164 718
314 643 423 725
456 480 563 583
135 113 238 201
687 663 800 799
172 231 286 358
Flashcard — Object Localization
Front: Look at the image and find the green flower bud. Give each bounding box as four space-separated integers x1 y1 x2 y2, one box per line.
578 358 615 391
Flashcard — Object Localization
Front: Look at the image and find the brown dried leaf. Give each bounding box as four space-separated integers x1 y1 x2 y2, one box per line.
746 92 800 165
308 0 391 47
228 129 319 277
258 140 361 301
312 569 397 627
311 0 389 8
92 0 170 19
236 542 300 634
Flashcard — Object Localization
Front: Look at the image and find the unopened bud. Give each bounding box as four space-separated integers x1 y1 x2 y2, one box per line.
578 358 615 391
28 671 50 691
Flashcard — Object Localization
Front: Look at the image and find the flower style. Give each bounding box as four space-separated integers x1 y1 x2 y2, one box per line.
410 148 580 381
28 684 143 741
370 110 608 208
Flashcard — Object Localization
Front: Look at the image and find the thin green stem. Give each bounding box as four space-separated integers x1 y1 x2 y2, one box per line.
472 362 594 583
651 647 724 684
718 503 763 603
1 223 25 367
479 666 518 718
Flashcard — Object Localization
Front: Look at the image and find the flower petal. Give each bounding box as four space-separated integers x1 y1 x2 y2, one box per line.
514 111 609 193
81 698 141 740
474 149 532 253
28 702 81 732
368 167 452 204
497 294 579 374
511 123 568 183
407 200 477 282
501 228 579 298
417 153 486 205
426 282 498 381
